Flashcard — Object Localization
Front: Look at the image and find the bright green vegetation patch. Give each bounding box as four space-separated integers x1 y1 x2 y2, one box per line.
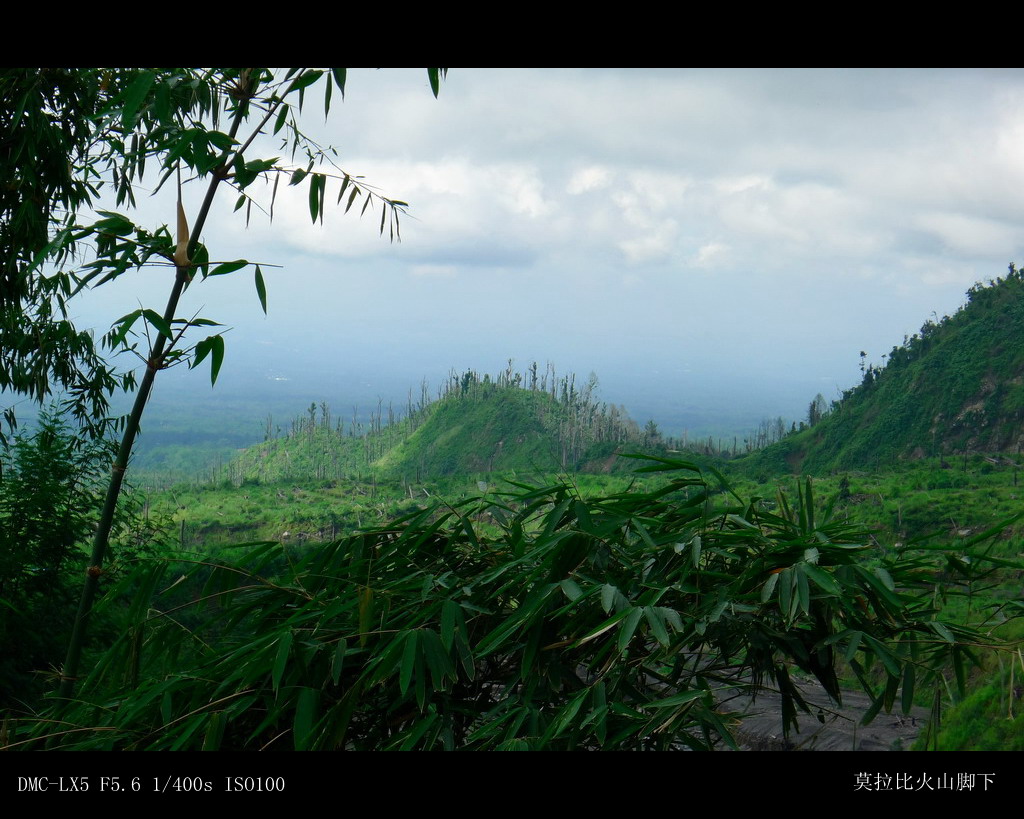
11 459 1017 751
918 662 1024 750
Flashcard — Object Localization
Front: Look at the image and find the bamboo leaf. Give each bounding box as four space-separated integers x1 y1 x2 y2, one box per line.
254 265 268 314
142 309 173 341
109 309 143 349
209 334 225 386
121 70 154 127
318 174 327 225
952 646 966 697
644 606 670 647
208 259 248 277
274 102 289 135
358 586 374 647
308 174 320 222
575 606 633 646
399 631 418 696
645 689 705 709
874 566 896 591
796 564 810 616
861 691 885 726
293 687 318 751
560 578 583 601
421 630 455 688
778 567 792 618
427 68 446 98
332 68 347 98
928 620 955 643
287 70 323 95
901 662 915 714
331 639 347 686
272 630 292 693
345 186 359 214
617 607 643 653
658 606 683 633
600 583 617 615
202 712 224 751
802 563 840 595
863 634 901 678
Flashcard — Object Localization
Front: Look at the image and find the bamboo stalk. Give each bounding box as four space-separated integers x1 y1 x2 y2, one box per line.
58 76 263 700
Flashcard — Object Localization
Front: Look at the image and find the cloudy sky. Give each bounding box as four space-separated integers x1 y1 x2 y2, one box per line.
72 68 1024 439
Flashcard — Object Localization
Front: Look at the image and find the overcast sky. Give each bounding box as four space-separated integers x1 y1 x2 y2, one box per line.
71 68 1024 438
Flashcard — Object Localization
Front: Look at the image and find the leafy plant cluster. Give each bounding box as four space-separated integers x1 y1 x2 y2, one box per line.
0 69 140 439
0 410 156 709
12 459 1015 751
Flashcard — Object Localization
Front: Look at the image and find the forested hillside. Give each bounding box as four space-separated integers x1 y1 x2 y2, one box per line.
743 268 1024 474
221 364 661 485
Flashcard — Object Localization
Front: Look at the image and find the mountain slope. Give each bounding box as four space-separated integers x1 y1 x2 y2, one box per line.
223 368 649 483
375 387 563 476
746 267 1024 474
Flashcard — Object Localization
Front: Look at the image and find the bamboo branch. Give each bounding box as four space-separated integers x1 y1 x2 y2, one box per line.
58 72 266 701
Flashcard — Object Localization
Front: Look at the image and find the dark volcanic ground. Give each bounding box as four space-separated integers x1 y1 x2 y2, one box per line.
724 678 928 751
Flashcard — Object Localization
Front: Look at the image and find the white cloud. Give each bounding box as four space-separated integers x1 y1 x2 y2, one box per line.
714 174 772 195
567 166 612 195
694 241 729 268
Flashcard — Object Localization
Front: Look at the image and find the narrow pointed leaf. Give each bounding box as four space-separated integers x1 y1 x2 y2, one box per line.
332 68 347 97
209 259 248 277
254 265 267 314
142 309 173 341
272 630 292 693
309 174 320 222
121 70 154 127
209 334 225 386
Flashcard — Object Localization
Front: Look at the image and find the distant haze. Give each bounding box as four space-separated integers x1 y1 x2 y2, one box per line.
64 68 1024 447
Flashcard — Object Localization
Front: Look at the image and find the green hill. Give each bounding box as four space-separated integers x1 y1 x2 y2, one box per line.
743 266 1024 475
222 366 652 484
376 386 565 476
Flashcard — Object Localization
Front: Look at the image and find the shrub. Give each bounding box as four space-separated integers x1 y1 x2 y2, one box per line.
0 410 116 708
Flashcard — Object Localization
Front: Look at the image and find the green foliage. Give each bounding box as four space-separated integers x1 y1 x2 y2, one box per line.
0 409 143 709
0 68 447 699
11 459 1010 750
0 69 138 439
918 660 1024 750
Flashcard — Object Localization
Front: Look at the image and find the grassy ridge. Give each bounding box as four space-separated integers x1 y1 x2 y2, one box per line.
204 367 656 488
376 387 562 476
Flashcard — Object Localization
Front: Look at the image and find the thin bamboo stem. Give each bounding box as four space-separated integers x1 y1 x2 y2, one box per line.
58 74 262 700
